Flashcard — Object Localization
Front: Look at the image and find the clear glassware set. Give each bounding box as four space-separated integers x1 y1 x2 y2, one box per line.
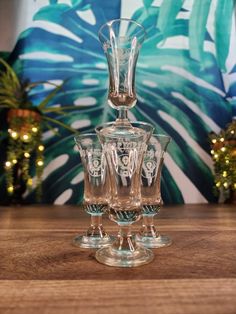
74 19 171 267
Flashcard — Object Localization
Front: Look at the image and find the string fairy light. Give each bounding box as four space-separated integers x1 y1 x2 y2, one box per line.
5 114 44 200
38 145 44 151
22 134 30 141
24 152 30 158
5 161 12 168
11 131 18 139
209 120 236 202
37 160 44 167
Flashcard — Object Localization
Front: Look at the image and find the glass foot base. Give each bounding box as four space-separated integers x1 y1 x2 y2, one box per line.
136 234 172 248
95 245 154 267
73 235 114 249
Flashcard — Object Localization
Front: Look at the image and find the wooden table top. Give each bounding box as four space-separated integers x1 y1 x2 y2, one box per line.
0 204 236 314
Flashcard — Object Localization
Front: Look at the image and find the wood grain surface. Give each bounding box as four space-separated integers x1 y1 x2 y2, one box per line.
0 204 236 314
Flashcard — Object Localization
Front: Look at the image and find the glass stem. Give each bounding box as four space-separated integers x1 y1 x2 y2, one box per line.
87 215 106 238
115 108 130 126
112 224 136 252
141 215 159 238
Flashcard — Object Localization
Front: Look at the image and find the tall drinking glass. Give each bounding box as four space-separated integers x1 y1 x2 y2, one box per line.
74 133 113 248
98 18 146 136
95 129 154 267
136 134 171 248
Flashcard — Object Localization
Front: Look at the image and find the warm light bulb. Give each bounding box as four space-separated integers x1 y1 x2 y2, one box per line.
223 171 227 177
22 134 29 141
216 182 221 187
214 154 218 159
12 159 17 164
221 147 226 152
5 161 12 168
7 186 14 193
234 183 236 189
38 145 44 152
220 137 224 142
226 160 229 164
11 131 18 139
210 150 214 155
231 130 235 134
223 182 228 188
24 152 30 158
32 127 38 133
27 178 33 186
212 139 217 144
37 160 44 166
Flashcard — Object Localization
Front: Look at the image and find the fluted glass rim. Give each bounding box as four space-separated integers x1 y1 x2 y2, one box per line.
98 18 147 44
95 120 154 134
74 132 97 145
148 133 171 153
151 133 171 141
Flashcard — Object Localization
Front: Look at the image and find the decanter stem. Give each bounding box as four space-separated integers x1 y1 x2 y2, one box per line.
91 214 102 226
86 215 107 238
141 215 159 238
112 224 137 252
115 108 131 126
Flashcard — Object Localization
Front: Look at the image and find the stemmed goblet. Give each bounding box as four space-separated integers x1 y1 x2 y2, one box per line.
73 133 113 248
136 134 171 248
95 128 154 267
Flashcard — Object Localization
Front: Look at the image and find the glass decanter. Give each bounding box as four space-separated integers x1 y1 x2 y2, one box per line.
98 18 146 136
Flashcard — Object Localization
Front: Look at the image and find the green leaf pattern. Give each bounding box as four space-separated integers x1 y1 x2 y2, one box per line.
0 0 235 204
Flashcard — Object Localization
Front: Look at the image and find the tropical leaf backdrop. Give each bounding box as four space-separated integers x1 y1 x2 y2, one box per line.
0 0 235 204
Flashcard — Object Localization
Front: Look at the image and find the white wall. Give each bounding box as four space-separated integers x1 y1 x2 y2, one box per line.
0 0 42 52
0 0 18 51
